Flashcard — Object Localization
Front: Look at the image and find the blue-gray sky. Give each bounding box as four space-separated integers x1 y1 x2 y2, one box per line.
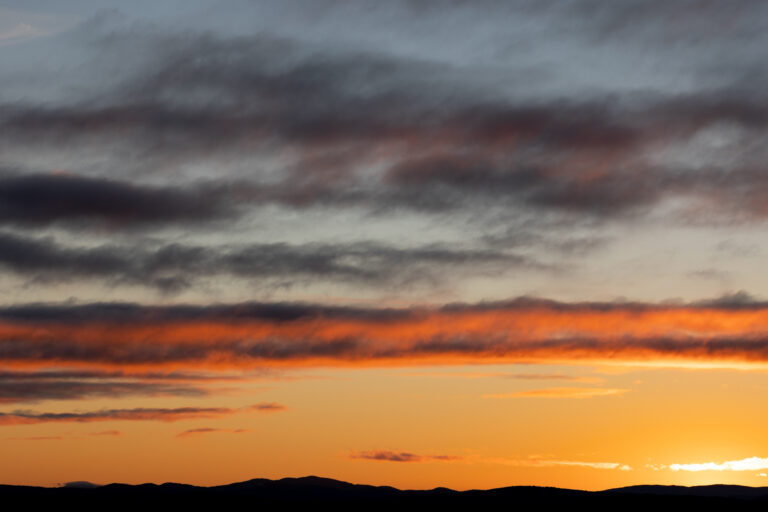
3 1 768 305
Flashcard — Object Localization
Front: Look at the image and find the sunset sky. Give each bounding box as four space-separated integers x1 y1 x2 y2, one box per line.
4 0 768 491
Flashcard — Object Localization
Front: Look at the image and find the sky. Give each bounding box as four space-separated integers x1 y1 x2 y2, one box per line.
3 0 768 491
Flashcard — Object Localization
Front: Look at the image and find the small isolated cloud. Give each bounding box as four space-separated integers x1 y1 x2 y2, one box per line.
177 427 252 438
177 427 224 438
545 460 632 471
485 387 627 399
349 450 461 463
250 402 286 412
90 430 121 436
490 457 631 471
663 456 768 472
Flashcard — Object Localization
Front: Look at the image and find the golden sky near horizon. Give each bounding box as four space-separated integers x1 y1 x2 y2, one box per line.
4 362 768 490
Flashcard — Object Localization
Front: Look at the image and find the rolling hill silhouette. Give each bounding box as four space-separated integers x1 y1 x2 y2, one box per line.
2 476 768 510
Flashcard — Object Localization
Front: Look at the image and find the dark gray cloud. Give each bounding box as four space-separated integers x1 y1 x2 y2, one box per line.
0 21 768 249
0 172 237 228
0 369 246 404
349 450 461 463
3 27 768 227
0 405 248 425
0 371 208 404
0 232 539 292
0 403 285 425
0 294 764 327
1 7 768 306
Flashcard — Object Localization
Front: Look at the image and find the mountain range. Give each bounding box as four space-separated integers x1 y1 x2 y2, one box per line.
2 476 767 510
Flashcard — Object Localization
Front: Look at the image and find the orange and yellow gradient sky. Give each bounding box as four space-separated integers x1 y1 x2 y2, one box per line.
5 300 768 490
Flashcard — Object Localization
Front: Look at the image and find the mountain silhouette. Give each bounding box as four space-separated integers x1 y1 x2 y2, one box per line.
1 476 766 510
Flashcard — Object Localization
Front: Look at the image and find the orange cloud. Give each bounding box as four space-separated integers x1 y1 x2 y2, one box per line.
6 299 768 371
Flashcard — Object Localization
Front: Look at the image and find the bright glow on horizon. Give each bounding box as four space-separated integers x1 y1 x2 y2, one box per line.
667 457 768 472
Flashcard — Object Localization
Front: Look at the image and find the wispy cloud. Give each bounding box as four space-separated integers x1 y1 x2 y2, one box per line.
176 427 251 438
90 430 121 436
654 456 768 472
349 451 631 470
0 402 285 425
489 457 632 471
485 387 628 399
249 403 286 412
402 370 601 382
0 230 537 293
0 373 208 404
349 450 461 463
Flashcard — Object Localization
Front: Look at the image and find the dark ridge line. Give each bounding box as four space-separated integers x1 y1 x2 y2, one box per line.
3 475 768 496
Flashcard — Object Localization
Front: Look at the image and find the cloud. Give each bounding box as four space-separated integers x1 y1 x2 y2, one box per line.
402 371 600 382
664 456 768 472
485 387 627 399
176 427 252 438
0 370 208 404
176 427 225 438
0 369 240 381
250 403 286 412
0 403 282 425
490 457 632 471
0 173 237 228
349 451 628 469
0 231 539 292
5 27 768 231
349 450 461 463
5 296 768 369
90 430 121 436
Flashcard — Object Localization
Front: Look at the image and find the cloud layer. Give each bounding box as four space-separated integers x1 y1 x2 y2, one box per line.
3 297 768 369
0 402 284 425
0 231 538 292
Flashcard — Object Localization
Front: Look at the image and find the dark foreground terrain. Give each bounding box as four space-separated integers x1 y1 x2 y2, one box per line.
2 476 768 511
